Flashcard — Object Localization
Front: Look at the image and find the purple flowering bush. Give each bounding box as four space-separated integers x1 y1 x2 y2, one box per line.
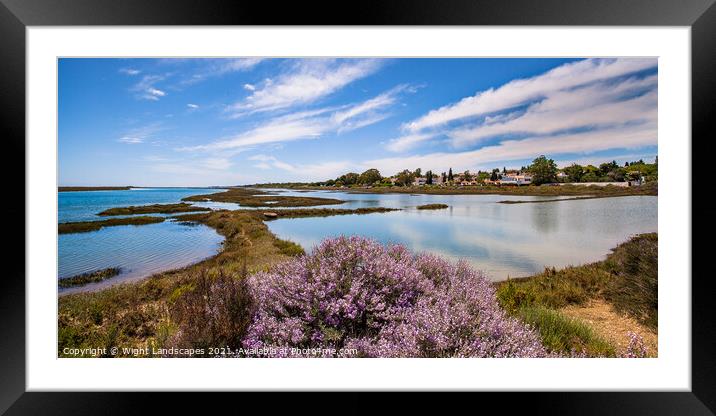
242 236 549 357
623 331 649 358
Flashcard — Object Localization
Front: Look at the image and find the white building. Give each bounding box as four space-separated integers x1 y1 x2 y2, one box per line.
413 177 427 186
499 173 532 185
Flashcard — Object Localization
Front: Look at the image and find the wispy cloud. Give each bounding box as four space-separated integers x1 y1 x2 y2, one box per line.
182 85 409 152
403 58 656 133
228 59 383 116
119 68 141 76
248 154 351 181
385 133 437 152
187 103 199 109
116 123 165 145
132 75 168 101
178 58 264 87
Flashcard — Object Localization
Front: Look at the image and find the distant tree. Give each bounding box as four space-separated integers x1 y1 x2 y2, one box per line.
528 155 558 185
441 172 447 183
490 171 498 181
563 163 584 183
599 161 619 176
358 168 382 185
337 172 359 186
502 167 507 174
477 171 490 183
463 170 473 182
426 170 433 185
395 170 415 187
448 168 453 182
414 168 422 178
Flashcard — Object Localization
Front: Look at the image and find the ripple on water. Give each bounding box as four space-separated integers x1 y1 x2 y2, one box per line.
58 221 224 293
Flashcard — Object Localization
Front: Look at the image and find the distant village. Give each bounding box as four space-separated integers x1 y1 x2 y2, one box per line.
308 155 659 189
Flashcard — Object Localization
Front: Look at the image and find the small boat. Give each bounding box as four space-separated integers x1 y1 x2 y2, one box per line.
263 212 278 219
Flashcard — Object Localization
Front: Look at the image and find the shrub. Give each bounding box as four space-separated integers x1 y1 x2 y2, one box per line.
604 233 658 330
165 270 254 356
242 236 548 357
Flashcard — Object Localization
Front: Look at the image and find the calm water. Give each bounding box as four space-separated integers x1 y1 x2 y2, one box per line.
58 187 657 292
58 188 226 293
265 190 658 281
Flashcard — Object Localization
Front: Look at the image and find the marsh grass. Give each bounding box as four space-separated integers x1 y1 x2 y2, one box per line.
59 267 121 288
98 203 211 216
263 207 399 218
58 216 165 234
416 204 449 210
182 187 345 207
517 305 616 356
59 186 132 192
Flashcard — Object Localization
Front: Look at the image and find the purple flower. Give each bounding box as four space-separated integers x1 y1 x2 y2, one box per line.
242 236 549 358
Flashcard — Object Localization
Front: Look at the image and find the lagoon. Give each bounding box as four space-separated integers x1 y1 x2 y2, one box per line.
58 188 225 293
265 190 657 280
58 187 657 291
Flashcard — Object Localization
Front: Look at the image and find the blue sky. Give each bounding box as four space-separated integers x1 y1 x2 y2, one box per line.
58 58 658 186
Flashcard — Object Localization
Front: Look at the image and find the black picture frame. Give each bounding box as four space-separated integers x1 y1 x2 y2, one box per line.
1 0 713 413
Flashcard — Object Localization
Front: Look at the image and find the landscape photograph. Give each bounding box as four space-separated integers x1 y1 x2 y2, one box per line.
58 57 658 358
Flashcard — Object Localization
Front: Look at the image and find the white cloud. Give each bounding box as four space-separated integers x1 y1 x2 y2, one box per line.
187 103 199 109
215 58 264 75
385 133 436 152
116 123 165 145
248 154 351 181
180 58 264 86
182 85 407 152
229 59 382 116
448 75 657 148
200 157 232 170
404 58 656 133
118 136 144 144
243 83 256 91
119 68 141 76
132 75 168 101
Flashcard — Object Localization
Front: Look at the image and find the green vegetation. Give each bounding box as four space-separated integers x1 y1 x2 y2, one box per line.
496 233 658 355
182 187 345 207
59 186 132 192
58 216 165 234
602 233 658 330
528 155 558 185
59 267 121 288
517 305 616 357
416 204 449 210
98 203 211 216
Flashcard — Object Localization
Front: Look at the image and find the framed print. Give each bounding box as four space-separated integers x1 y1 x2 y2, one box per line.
2 0 715 413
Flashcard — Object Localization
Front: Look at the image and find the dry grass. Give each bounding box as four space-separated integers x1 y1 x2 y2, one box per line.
182 187 345 207
98 203 211 216
416 204 449 210
561 299 657 357
59 186 132 192
58 216 165 234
